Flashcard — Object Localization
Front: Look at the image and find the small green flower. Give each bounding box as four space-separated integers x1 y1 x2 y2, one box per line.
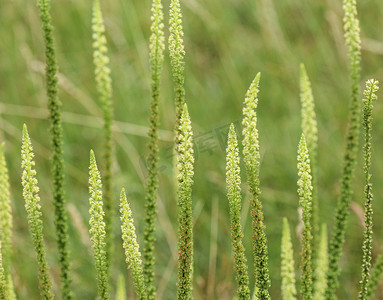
21 124 54 300
297 135 313 300
226 124 250 300
281 218 297 300
88 150 110 300
176 104 194 300
120 188 147 300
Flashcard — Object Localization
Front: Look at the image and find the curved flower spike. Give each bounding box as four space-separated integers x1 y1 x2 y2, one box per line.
21 124 54 300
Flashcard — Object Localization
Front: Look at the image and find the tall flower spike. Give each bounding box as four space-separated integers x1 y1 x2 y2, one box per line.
36 0 71 297
176 104 194 300
297 135 313 300
299 64 319 280
0 241 7 300
326 0 361 297
281 218 297 300
242 72 271 300
88 150 110 300
21 124 54 299
366 252 383 299
92 0 114 270
359 79 379 300
143 0 165 298
314 224 328 300
169 0 186 133
0 143 15 298
299 64 318 161
120 189 147 300
226 124 250 300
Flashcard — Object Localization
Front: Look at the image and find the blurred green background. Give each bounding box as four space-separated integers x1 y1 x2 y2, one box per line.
1 0 383 298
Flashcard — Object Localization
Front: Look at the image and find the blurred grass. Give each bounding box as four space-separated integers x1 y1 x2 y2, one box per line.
1 0 383 298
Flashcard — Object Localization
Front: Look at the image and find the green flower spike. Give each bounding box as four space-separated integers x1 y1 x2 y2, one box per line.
120 188 147 300
169 0 186 132
143 0 165 298
297 135 313 300
359 79 379 300
0 143 15 298
314 225 328 300
242 72 271 300
299 64 318 162
281 218 297 300
176 104 194 300
226 124 250 300
366 252 383 299
21 124 54 300
36 0 72 296
0 241 7 300
88 150 110 300
37 0 73 300
299 64 319 279
326 0 361 297
92 0 114 270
